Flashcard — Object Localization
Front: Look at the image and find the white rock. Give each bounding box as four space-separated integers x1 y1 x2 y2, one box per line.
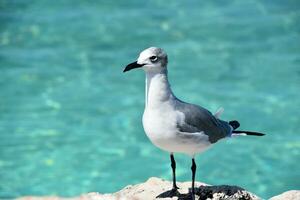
17 177 261 200
270 190 300 200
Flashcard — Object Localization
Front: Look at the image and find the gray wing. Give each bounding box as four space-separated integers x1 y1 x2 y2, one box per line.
174 100 231 143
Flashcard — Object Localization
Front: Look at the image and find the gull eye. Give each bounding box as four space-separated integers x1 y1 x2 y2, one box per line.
149 56 158 62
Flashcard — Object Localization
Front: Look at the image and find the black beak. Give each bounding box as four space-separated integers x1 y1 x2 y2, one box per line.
123 61 144 73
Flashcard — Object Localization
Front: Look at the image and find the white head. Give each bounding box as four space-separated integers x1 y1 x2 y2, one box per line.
123 47 168 73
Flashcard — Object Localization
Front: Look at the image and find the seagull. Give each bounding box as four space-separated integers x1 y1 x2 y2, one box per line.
123 47 264 199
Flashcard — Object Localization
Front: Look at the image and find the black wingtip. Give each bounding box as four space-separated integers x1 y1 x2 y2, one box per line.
232 130 265 136
229 120 240 130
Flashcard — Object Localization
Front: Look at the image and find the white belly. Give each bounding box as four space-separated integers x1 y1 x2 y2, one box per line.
142 106 211 157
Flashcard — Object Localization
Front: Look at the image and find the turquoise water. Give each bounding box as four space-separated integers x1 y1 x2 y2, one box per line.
0 0 299 199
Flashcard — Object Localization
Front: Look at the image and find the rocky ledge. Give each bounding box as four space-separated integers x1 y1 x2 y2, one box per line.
18 177 299 200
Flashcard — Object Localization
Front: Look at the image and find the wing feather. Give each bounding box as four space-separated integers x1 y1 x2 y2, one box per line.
175 101 231 143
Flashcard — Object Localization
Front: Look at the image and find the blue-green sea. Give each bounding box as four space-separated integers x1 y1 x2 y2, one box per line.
0 0 299 199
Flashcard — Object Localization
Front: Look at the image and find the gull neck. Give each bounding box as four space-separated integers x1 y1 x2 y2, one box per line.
145 69 173 108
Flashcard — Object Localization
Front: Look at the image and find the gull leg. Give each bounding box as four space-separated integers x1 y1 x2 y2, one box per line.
156 153 180 198
170 153 179 191
191 158 196 200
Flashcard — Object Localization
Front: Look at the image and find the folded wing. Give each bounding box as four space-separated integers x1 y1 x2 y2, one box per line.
175 101 231 143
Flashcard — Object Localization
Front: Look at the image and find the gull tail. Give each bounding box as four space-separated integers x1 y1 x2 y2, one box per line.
232 130 265 136
229 120 265 136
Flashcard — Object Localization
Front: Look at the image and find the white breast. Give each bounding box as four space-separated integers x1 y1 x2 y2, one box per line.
143 102 178 141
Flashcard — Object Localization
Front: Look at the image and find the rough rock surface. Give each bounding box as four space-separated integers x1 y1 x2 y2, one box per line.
18 177 261 200
270 190 300 200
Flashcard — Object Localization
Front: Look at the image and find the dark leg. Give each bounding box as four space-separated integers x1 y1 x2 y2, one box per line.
191 158 196 199
170 153 179 190
156 154 180 198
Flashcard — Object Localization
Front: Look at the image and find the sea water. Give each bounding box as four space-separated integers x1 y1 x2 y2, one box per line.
0 0 299 199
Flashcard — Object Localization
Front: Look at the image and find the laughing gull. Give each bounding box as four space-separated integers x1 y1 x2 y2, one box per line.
123 47 264 199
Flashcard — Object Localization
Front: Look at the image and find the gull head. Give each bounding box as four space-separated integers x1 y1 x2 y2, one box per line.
123 47 168 73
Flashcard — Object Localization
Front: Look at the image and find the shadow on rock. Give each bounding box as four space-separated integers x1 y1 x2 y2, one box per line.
156 189 191 200
157 185 253 200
